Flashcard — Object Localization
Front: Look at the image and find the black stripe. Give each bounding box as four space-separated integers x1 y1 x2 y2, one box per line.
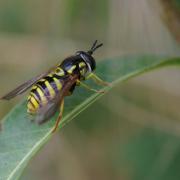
36 79 51 98
31 87 41 101
44 76 54 84
36 80 47 91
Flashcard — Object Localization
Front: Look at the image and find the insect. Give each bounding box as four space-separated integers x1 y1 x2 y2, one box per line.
1 40 109 133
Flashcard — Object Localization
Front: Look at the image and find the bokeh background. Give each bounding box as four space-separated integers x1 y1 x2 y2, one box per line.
0 0 180 179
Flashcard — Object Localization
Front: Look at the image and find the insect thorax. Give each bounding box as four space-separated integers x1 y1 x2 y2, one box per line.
59 55 90 79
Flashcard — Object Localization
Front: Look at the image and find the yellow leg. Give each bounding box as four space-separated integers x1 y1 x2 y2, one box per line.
86 73 110 86
51 99 64 133
77 80 105 94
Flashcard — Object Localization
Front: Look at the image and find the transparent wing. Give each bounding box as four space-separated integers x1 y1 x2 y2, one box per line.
33 74 79 124
1 65 58 100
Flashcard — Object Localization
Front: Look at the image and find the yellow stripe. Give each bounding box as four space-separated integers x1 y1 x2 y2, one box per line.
27 98 36 113
67 65 76 74
53 77 62 90
31 96 39 109
30 92 39 102
45 80 55 98
36 87 47 104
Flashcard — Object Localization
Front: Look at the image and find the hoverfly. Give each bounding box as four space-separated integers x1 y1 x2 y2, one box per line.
0 40 109 133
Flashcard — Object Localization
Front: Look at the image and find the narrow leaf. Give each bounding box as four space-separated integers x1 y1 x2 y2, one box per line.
0 55 180 180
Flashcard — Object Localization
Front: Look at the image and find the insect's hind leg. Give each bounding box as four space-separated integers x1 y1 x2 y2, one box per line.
86 73 111 86
51 99 64 133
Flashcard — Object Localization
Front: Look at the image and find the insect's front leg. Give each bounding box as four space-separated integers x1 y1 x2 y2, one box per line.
76 80 105 94
86 73 111 86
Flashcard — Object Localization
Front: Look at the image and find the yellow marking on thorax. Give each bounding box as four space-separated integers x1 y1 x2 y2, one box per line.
79 62 86 76
55 67 65 76
67 65 76 74
79 62 86 68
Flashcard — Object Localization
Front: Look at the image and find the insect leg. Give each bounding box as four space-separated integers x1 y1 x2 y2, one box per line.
77 80 105 94
51 99 64 133
86 73 110 86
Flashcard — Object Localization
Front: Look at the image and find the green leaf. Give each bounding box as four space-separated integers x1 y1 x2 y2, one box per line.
0 55 180 180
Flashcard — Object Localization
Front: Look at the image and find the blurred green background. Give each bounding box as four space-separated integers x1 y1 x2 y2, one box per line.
0 0 180 179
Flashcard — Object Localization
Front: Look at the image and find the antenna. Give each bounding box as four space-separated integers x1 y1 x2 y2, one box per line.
88 40 103 55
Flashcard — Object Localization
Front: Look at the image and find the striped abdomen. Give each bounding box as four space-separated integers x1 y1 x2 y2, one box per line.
27 70 64 114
